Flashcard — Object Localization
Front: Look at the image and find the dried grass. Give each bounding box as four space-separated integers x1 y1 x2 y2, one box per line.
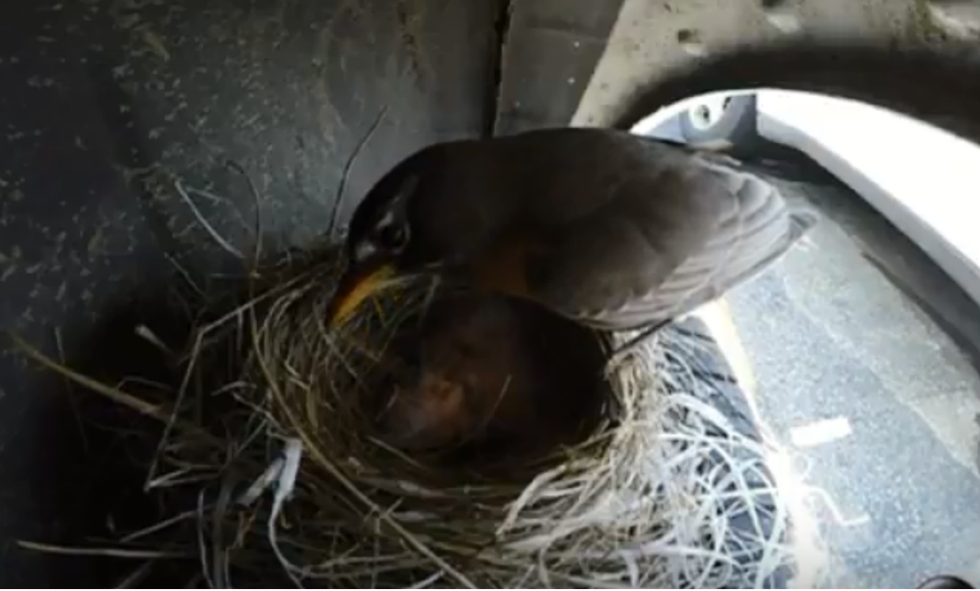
15 241 803 588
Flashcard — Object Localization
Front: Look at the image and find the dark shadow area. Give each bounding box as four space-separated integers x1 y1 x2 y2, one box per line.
0 289 199 587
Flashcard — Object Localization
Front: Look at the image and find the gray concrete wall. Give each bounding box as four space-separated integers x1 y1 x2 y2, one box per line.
574 0 961 126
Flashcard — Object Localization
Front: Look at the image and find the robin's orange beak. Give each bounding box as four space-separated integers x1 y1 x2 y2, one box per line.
326 260 397 326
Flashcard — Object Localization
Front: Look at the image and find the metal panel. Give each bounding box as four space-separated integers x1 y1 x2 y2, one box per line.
494 0 624 134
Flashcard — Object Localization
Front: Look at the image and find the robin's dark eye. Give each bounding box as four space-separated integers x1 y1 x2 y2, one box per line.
373 222 409 252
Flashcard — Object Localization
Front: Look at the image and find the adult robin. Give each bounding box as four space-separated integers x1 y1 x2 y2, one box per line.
326 128 814 339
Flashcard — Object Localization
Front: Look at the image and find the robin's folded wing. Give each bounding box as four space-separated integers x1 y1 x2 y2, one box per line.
526 162 814 331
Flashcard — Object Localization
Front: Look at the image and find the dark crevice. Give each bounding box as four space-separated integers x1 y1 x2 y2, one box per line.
484 0 514 138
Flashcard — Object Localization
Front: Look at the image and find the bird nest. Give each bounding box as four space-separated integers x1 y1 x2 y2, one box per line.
19 245 799 588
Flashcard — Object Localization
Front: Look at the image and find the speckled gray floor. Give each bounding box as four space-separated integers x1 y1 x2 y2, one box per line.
726 204 980 588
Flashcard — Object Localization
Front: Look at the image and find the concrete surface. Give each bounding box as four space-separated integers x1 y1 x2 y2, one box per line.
0 0 507 586
493 0 623 135
721 182 980 588
573 0 949 128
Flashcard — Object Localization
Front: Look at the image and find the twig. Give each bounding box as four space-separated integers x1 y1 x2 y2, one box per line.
115 561 156 589
135 324 177 358
225 159 264 267
145 467 217 489
606 320 668 367
181 184 255 241
121 510 199 543
327 105 389 237
409 570 444 589
53 327 90 456
212 470 238 589
145 330 206 490
197 490 215 590
174 179 245 260
17 540 187 559
164 252 207 300
11 332 168 422
239 456 285 507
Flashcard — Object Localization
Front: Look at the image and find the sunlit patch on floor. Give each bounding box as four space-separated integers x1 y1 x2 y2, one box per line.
790 416 853 448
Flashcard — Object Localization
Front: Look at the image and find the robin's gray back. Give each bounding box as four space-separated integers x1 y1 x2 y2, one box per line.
488 130 812 330
490 129 716 227
414 129 811 331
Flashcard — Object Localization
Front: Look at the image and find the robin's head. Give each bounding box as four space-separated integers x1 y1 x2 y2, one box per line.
326 140 524 326
326 157 422 325
327 144 473 325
